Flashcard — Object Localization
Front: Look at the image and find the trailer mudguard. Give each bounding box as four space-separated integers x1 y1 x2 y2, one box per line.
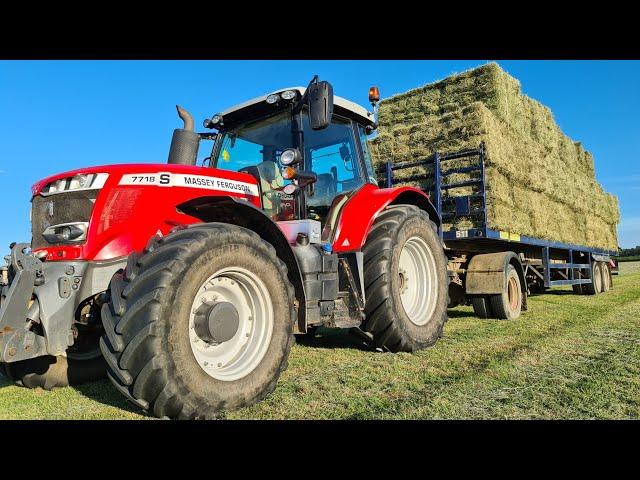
331 183 439 253
465 252 526 296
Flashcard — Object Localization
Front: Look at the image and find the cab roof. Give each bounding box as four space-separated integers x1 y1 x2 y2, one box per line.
217 86 375 129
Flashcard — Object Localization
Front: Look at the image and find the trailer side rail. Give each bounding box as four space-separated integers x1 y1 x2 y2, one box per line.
376 143 617 288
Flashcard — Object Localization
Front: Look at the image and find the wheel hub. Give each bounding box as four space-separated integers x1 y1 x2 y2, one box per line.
194 302 240 344
188 268 274 382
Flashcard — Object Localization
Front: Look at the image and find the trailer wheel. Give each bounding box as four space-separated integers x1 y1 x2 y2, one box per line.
471 296 495 319
100 224 296 419
583 261 602 296
489 264 522 320
362 205 448 353
600 262 611 292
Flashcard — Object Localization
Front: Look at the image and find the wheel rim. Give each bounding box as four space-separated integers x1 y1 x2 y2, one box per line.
188 267 274 382
507 276 519 311
398 236 439 326
594 264 602 292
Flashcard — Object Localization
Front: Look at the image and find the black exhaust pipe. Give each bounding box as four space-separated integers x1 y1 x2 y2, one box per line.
167 105 200 166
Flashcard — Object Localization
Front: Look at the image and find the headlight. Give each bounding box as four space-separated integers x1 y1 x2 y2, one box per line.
281 90 297 100
280 148 301 166
266 94 280 104
42 222 89 244
41 173 108 195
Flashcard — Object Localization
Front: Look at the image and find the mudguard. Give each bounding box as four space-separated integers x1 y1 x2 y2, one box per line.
465 252 526 296
330 183 439 253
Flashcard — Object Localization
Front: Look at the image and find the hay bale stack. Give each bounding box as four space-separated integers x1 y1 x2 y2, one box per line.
369 63 619 250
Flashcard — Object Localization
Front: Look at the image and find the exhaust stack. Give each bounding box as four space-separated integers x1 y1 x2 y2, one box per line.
167 105 200 166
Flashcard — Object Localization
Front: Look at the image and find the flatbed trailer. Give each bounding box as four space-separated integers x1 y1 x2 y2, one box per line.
378 143 618 319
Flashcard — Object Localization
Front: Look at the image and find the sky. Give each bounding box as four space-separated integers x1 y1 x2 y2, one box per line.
0 60 638 250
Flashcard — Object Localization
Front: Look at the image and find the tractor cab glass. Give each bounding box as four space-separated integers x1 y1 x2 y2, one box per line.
214 111 297 220
212 107 375 224
303 114 363 222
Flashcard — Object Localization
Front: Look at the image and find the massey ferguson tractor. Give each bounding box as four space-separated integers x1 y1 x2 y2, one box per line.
0 77 448 419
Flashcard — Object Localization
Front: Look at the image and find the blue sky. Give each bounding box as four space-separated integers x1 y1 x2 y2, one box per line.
0 60 638 249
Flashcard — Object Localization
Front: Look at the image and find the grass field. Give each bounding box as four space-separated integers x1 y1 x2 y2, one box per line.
1 262 639 420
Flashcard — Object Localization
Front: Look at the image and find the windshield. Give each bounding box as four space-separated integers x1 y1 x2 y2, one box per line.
212 108 367 222
213 111 294 171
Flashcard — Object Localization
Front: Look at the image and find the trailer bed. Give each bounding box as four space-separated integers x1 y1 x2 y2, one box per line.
377 143 618 290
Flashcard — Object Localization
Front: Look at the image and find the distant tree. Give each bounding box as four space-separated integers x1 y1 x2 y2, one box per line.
619 246 640 256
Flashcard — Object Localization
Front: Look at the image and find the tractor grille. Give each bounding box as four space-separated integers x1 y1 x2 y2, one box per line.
31 191 98 249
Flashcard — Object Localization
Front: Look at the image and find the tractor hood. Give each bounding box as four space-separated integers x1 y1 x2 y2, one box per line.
30 164 262 262
31 164 260 198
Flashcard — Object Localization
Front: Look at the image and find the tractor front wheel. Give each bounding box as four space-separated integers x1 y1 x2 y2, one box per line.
100 224 296 419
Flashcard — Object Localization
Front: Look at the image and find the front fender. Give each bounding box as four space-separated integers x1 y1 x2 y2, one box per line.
177 196 306 333
331 184 439 253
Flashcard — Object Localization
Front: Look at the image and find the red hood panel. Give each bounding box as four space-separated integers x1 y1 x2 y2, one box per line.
31 164 258 197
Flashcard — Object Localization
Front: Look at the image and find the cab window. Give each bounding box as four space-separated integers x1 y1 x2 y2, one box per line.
304 115 363 218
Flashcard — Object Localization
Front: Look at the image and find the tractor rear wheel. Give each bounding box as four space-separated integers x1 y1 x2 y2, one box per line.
362 205 448 352
100 224 296 419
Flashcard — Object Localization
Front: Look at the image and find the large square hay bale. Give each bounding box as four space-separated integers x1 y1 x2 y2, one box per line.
369 63 619 250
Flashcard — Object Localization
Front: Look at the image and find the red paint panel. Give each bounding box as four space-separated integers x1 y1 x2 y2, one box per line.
32 164 261 262
331 184 432 252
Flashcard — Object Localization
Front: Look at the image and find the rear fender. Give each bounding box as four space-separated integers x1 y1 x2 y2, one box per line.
330 184 439 253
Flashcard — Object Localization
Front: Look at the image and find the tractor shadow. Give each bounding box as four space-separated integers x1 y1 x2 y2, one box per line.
72 379 155 418
295 328 383 352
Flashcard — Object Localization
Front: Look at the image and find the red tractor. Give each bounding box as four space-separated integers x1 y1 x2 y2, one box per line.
0 77 448 419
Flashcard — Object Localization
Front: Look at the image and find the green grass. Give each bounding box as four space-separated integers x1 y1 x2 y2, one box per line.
618 256 640 262
2 262 639 420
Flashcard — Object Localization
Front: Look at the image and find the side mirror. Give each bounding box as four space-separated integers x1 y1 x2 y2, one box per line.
307 80 334 130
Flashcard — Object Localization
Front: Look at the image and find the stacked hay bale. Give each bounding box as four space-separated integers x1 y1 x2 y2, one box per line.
368 63 619 250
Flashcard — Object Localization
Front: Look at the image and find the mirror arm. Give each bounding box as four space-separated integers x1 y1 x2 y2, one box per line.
293 75 319 113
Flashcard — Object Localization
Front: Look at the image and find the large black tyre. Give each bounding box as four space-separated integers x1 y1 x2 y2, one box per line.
362 205 448 353
471 296 495 319
489 264 522 320
100 224 296 419
1 355 105 389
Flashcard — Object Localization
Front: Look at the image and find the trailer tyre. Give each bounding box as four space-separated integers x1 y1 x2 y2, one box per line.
600 262 611 293
362 205 448 353
100 224 296 419
583 261 602 296
489 264 522 320
471 296 495 319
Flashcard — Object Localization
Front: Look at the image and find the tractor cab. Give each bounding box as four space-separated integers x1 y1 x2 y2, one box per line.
202 80 379 228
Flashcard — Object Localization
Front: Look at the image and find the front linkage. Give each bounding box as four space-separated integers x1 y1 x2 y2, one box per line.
1 243 125 381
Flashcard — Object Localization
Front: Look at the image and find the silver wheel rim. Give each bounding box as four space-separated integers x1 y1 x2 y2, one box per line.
398 236 438 326
594 264 602 292
188 267 274 382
